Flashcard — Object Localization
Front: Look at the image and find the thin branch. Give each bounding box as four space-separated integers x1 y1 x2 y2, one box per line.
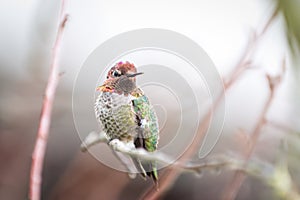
29 1 68 200
140 7 279 200
222 60 286 200
267 120 297 134
225 7 279 90
109 138 257 175
80 131 108 152
85 131 300 199
91 135 269 179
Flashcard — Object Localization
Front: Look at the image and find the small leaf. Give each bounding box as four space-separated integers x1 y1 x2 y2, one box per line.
275 0 300 61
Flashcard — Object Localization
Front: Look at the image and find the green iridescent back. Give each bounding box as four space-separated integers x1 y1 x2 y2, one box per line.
132 94 159 152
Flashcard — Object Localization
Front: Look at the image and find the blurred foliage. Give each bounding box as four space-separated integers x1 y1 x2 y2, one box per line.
286 132 300 175
275 0 300 60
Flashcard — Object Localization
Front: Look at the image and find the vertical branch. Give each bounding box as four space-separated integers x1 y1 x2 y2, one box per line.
222 61 285 200
141 8 278 200
29 1 68 200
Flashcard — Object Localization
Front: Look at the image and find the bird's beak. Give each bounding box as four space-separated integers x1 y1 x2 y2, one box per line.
126 72 144 78
96 85 105 91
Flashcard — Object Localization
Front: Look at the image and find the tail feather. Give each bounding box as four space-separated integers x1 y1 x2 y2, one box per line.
132 157 158 187
113 150 159 185
141 160 159 188
147 161 159 189
132 157 147 179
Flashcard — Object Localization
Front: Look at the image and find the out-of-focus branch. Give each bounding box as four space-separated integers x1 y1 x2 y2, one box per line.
267 120 296 134
108 138 263 176
140 8 279 200
84 132 300 200
224 6 279 89
82 132 233 174
29 1 68 200
82 133 268 179
222 61 286 200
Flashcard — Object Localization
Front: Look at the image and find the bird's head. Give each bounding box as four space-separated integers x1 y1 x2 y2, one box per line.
106 61 143 80
97 61 143 94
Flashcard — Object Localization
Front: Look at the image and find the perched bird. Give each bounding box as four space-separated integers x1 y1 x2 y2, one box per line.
91 61 159 184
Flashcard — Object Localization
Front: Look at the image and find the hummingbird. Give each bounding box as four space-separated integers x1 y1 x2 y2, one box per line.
91 61 159 184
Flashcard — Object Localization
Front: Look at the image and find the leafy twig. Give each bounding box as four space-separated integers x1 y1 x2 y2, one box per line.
29 1 68 200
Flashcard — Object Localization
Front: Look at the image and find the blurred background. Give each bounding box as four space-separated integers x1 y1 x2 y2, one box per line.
0 0 300 199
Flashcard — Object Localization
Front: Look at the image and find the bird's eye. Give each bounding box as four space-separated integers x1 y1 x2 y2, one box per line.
112 70 121 77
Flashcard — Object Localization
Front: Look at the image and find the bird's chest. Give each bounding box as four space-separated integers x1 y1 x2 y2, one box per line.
95 92 137 140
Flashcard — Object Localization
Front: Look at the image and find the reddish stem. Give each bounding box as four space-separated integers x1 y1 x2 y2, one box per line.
29 1 68 200
222 61 285 200
141 7 279 200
